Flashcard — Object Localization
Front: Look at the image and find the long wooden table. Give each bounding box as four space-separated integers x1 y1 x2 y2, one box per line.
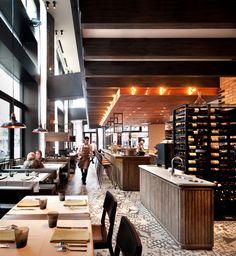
0 195 94 255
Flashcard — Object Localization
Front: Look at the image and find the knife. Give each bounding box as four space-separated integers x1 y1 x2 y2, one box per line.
0 244 10 248
13 208 37 211
57 226 88 229
68 248 87 252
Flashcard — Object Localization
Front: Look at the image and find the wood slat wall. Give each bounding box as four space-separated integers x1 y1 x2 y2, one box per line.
140 168 214 249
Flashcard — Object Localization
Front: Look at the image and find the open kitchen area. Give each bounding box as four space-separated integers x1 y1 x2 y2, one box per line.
0 0 236 255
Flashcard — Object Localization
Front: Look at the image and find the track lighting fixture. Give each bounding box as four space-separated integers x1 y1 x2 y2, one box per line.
60 30 63 35
55 30 58 35
46 1 50 9
53 1 56 9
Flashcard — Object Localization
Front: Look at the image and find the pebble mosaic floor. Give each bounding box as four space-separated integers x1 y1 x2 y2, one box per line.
66 165 236 256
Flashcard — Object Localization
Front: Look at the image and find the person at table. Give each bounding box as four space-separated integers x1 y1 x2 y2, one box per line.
35 149 45 165
23 151 44 169
136 139 145 156
77 136 93 185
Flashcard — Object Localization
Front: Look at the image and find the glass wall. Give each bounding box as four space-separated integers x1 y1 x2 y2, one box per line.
0 65 23 160
14 106 22 158
0 99 10 160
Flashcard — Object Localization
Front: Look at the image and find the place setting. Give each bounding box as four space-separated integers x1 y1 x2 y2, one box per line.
0 224 30 250
10 197 47 213
47 212 90 253
0 173 8 180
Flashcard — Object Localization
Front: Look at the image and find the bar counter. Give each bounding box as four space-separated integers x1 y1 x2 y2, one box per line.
139 165 215 250
102 150 151 191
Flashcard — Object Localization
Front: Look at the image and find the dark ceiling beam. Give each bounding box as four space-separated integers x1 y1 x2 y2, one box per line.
85 77 219 88
87 97 113 102
83 38 236 60
86 88 118 95
85 61 236 76
80 0 236 28
47 73 84 100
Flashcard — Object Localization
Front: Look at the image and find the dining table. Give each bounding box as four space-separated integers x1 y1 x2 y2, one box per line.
0 195 94 255
0 172 51 192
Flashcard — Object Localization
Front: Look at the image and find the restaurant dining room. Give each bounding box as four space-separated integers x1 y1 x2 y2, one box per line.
0 0 236 255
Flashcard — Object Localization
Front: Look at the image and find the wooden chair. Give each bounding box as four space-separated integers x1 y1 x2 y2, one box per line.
92 191 118 255
114 216 142 256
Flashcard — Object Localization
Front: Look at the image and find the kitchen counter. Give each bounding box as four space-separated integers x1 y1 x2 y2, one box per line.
139 165 215 250
102 150 151 190
139 165 215 187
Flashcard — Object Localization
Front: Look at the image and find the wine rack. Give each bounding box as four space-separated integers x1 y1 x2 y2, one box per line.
173 104 236 220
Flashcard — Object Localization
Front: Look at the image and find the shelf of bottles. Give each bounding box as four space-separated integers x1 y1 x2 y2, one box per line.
173 104 236 219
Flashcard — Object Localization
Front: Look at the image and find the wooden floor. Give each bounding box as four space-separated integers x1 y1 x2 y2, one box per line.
64 162 101 195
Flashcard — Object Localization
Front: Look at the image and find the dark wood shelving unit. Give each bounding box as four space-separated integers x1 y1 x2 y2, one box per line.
173 104 236 220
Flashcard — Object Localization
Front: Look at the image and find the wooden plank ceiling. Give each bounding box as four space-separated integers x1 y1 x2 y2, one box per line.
73 0 236 128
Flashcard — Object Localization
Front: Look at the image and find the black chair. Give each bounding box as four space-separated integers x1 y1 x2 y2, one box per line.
92 191 118 255
114 216 142 256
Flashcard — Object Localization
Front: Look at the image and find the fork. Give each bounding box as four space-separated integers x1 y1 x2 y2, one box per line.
57 245 87 252
55 241 87 248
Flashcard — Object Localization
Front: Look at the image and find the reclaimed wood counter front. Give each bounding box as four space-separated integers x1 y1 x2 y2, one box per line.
103 150 151 191
139 165 215 250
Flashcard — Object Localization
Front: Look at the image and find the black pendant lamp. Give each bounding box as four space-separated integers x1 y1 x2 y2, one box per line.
0 0 26 129
32 85 48 133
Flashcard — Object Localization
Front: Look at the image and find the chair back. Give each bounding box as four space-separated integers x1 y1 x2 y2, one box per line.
114 216 142 256
101 191 117 245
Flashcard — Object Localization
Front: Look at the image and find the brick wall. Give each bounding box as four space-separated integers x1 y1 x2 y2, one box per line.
220 77 236 104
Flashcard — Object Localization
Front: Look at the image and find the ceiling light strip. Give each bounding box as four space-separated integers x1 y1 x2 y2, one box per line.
99 89 120 126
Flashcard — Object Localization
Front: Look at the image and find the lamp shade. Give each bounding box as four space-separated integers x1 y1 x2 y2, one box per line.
0 113 26 129
32 124 48 133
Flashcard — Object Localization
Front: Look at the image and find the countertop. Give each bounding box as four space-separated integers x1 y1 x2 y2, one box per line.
139 165 215 187
102 149 151 158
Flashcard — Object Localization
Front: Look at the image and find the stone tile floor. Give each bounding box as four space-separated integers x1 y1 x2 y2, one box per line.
65 164 236 256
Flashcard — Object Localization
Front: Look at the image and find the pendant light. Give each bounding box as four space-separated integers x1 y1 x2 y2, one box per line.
0 0 26 129
32 125 48 133
32 86 48 133
193 91 207 105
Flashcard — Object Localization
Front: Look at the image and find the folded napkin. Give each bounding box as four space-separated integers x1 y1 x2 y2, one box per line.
0 175 8 180
0 230 15 242
63 199 87 207
17 199 40 207
50 227 90 243
21 176 34 181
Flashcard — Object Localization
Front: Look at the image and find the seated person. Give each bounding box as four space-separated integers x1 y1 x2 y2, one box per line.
23 152 44 169
35 149 45 163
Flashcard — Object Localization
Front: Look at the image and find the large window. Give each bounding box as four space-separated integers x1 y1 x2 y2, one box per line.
0 65 23 160
14 106 22 158
0 99 10 160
